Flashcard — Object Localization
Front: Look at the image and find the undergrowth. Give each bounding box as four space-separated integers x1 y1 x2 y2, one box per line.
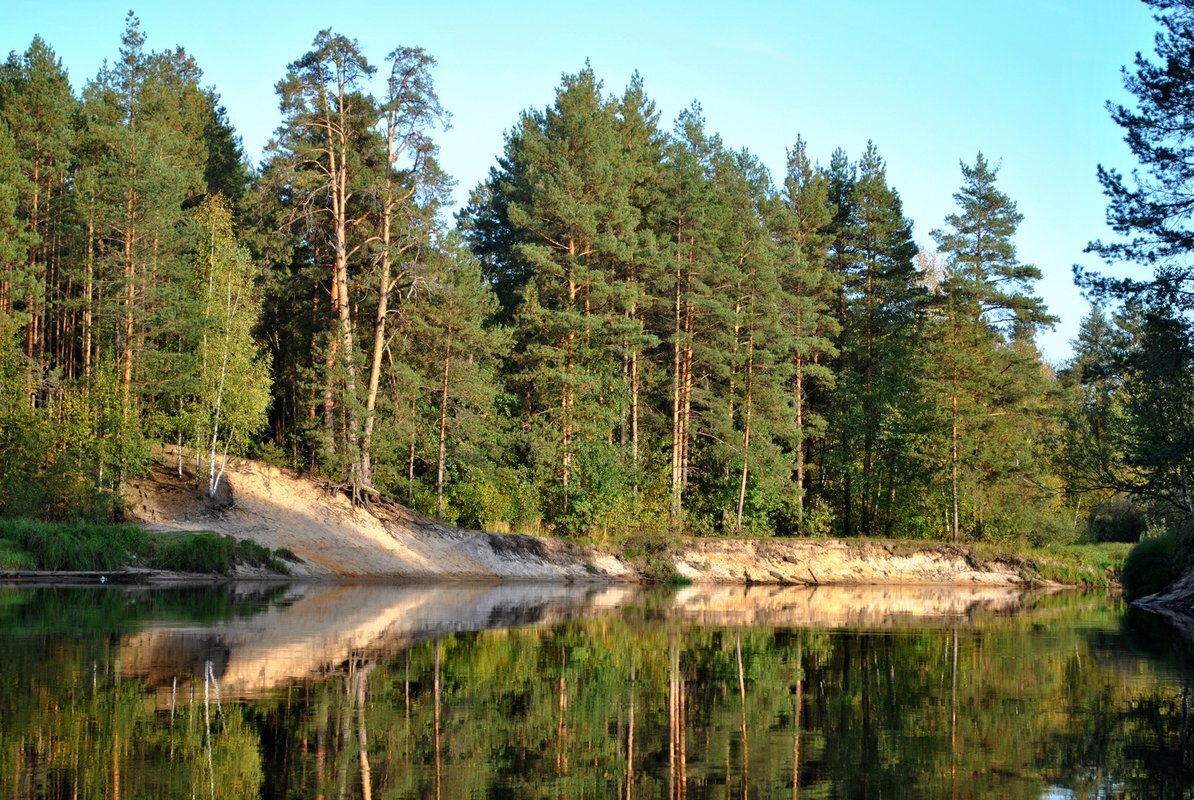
0 518 293 575
1120 532 1192 601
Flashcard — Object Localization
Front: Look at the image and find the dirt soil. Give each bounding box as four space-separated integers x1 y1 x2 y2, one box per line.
125 447 1057 586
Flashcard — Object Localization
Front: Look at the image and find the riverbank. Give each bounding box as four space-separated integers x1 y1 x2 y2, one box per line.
92 448 1119 587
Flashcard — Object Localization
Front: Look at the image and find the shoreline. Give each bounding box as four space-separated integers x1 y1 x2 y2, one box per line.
0 449 1122 590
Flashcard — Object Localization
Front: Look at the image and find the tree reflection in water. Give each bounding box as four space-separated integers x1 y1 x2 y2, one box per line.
0 584 1190 798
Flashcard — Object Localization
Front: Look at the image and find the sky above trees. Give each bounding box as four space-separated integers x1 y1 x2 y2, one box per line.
3 0 1158 361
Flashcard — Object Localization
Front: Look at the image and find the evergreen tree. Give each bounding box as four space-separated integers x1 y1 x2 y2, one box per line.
930 154 1056 540
828 143 927 536
479 68 637 528
658 106 734 530
269 29 377 494
1121 306 1194 514
1080 0 1194 526
1084 0 1194 306
612 73 666 487
359 44 449 490
0 36 75 378
78 13 209 478
771 136 839 532
402 240 506 523
0 120 37 336
1056 305 1131 521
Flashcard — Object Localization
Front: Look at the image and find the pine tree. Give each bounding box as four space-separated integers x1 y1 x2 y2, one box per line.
612 73 666 485
1121 306 1194 513
486 68 637 527
829 143 926 536
78 14 209 478
0 37 75 379
1084 0 1194 305
400 240 506 522
658 106 732 530
930 154 1057 540
270 29 379 494
0 120 37 337
772 136 839 532
359 44 449 490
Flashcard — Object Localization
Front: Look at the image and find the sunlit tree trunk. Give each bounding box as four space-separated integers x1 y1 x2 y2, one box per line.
436 324 452 521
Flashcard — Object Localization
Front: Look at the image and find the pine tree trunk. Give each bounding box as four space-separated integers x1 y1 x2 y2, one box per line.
436 325 452 522
332 164 361 495
27 153 40 364
671 238 684 525
323 277 338 448
951 389 959 543
563 263 576 513
736 323 755 534
120 122 138 425
794 351 805 532
631 340 639 469
83 218 94 380
680 261 695 490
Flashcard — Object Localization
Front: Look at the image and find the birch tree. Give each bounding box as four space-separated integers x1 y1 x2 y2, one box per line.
192 197 270 497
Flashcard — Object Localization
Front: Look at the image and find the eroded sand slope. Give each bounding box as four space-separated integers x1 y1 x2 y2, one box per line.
127 449 1054 586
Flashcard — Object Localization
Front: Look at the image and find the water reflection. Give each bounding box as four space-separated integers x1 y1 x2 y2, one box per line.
0 583 1191 798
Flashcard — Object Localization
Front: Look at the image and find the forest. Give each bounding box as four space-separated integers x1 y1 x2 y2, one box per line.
1 4 1192 546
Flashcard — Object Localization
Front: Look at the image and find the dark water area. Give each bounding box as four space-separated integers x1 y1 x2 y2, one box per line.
0 582 1191 799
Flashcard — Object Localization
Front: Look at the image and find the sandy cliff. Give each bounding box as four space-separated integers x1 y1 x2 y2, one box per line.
126 449 1059 587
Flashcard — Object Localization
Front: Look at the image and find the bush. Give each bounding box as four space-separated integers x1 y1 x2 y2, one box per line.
1086 495 1148 543
0 519 152 570
151 532 286 574
1121 531 1184 601
0 519 289 575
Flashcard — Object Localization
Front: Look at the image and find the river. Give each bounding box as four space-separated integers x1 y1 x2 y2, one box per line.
0 582 1190 798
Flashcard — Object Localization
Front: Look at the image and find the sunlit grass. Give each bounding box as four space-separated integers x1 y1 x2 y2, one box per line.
0 518 293 575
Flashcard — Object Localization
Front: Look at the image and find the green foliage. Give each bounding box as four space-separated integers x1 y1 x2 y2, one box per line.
1027 542 1132 588
0 518 290 574
1086 495 1148 543
1121 530 1188 601
1071 2 1194 542
0 22 1152 549
150 531 288 574
188 196 271 496
666 570 693 587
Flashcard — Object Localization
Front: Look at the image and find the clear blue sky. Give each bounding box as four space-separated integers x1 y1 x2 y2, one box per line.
2 0 1159 362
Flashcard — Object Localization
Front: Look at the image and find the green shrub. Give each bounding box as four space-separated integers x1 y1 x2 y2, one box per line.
667 571 693 588
1086 495 1148 543
0 519 288 575
1121 532 1183 601
150 532 286 575
0 540 35 569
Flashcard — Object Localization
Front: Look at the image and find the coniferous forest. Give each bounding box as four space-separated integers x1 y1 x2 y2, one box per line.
2 5 1193 548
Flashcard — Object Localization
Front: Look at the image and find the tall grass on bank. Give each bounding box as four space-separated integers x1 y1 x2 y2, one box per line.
0 519 292 575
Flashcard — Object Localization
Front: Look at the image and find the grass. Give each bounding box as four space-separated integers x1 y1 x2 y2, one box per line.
667 571 694 588
0 518 294 575
1025 542 1134 589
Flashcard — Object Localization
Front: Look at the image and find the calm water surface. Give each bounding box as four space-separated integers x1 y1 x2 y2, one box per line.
0 582 1191 799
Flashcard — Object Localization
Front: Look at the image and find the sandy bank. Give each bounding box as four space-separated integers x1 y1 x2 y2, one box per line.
123 449 1060 587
